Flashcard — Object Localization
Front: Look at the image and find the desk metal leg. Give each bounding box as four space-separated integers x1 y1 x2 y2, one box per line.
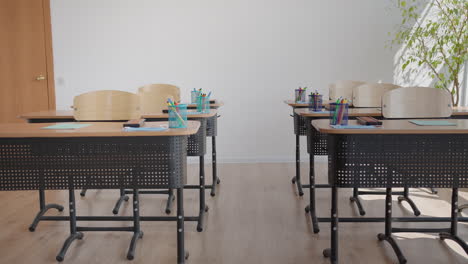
397 187 421 216
210 136 219 197
112 188 130 214
291 134 304 196
350 187 420 217
323 186 338 263
29 189 64 232
377 188 407 264
127 189 144 260
440 188 468 254
166 189 175 214
197 156 209 232
56 189 84 262
349 188 366 216
305 152 320 233
177 188 189 263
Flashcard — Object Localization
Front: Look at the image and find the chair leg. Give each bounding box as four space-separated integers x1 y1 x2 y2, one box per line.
397 187 421 216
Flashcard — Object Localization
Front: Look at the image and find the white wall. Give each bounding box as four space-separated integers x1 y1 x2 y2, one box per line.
50 0 400 163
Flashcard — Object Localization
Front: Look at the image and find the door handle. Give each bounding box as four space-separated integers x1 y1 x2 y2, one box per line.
36 75 46 81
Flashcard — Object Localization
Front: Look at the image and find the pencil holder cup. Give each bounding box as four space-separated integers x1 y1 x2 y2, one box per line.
197 95 210 113
204 96 210 113
169 104 188 128
191 91 201 104
308 94 323 112
295 89 306 103
329 103 349 125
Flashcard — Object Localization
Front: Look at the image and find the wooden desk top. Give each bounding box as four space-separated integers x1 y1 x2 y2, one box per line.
19 110 75 120
19 109 217 120
296 106 468 117
284 100 335 107
284 100 309 107
312 119 468 135
143 109 217 118
0 121 200 138
187 101 224 108
451 106 468 115
295 108 382 117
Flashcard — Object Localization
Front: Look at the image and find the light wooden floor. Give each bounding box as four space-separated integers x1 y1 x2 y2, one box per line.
0 162 467 264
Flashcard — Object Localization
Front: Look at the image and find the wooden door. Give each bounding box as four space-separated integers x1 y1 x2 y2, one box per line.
0 0 55 123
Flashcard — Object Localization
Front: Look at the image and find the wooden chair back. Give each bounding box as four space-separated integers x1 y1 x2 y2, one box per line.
73 90 140 121
353 83 400 107
382 87 452 118
329 80 366 106
138 84 181 114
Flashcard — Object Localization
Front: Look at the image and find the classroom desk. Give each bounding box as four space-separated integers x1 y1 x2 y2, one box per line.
19 110 217 233
286 103 468 197
0 121 199 263
187 100 224 109
20 107 222 197
285 98 382 197
313 119 468 264
296 107 468 233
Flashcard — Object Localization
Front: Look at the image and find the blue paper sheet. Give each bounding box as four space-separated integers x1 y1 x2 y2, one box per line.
42 123 91 130
124 126 168 132
409 120 456 126
331 125 376 129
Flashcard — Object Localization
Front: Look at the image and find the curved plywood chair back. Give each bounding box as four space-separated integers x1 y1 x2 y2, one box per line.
329 80 366 106
382 87 452 118
353 83 400 107
73 90 141 121
138 84 181 114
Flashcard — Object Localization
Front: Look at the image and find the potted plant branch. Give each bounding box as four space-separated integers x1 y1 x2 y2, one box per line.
391 0 467 106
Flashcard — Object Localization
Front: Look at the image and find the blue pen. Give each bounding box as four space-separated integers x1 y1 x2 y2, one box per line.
207 91 211 97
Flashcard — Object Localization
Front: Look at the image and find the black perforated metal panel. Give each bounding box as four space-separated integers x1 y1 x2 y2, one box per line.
0 136 187 191
328 134 468 188
206 116 217 137
305 116 328 155
186 118 206 156
293 113 307 136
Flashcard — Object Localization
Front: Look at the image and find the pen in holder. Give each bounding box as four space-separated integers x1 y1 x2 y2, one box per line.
191 90 201 104
295 87 307 103
309 93 322 112
168 104 187 128
329 103 349 125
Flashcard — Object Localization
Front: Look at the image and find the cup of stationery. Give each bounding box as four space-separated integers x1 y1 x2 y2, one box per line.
191 90 201 104
308 93 322 112
295 88 307 103
330 102 349 125
197 94 210 113
168 103 188 128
